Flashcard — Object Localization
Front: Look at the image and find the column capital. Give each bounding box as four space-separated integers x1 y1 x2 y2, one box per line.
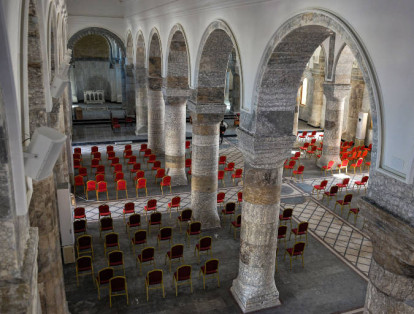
237 127 296 168
323 83 351 101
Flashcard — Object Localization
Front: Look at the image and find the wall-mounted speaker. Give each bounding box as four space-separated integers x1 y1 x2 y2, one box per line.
24 127 67 181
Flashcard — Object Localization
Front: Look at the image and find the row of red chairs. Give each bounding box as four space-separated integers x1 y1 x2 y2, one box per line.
298 131 322 142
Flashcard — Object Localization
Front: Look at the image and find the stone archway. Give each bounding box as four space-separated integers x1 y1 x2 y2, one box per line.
164 24 191 186
147 28 165 154
125 31 135 114
191 20 243 229
135 31 147 134
232 9 383 313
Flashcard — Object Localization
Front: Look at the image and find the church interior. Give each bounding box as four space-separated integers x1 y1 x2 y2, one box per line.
0 0 413 313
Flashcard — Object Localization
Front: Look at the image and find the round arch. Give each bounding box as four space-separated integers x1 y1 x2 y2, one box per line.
135 30 146 68
249 8 383 170
126 30 133 64
147 27 163 72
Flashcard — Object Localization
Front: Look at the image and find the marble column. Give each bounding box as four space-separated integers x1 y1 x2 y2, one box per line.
308 66 325 127
317 83 351 168
189 102 225 229
359 197 414 313
147 75 165 154
292 103 299 136
164 95 188 186
125 64 136 115
135 67 148 134
231 130 295 312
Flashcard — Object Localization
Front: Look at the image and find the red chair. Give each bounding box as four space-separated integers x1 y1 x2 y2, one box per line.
217 192 225 209
133 170 145 184
91 146 99 155
106 145 114 156
95 267 114 300
237 191 243 209
199 259 219 289
218 170 225 187
337 159 349 174
155 168 166 183
112 163 122 177
298 131 308 141
99 204 111 219
104 232 120 255
74 175 86 195
308 131 317 139
278 225 288 247
218 156 227 168
74 219 87 236
108 250 125 276
78 167 88 180
224 162 235 176
126 213 141 237
114 172 124 183
73 153 82 162
221 202 236 224
86 180 96 200
279 208 293 229
131 230 147 254
185 141 191 149
147 154 156 169
350 158 364 174
322 185 339 203
335 194 353 214
144 199 157 220
130 162 141 179
364 143 372 152
232 168 243 184
165 244 185 272
137 247 156 275
95 174 105 183
99 217 114 238
96 181 109 201
290 152 301 161
177 209 192 232
93 151 102 161
173 265 192 297
292 165 305 181
284 160 296 176
123 149 133 163
151 160 161 172
312 180 328 197
185 158 192 170
354 176 369 193
74 147 82 155
299 142 310 153
127 155 137 168
195 236 212 262
167 196 181 217
124 144 132 151
290 221 309 243
321 160 335 175
90 158 100 175
75 256 94 287
148 212 162 235
284 242 306 270
160 176 172 195
95 165 105 176
136 178 148 198
145 269 165 301
110 157 120 168
231 214 241 239
73 159 82 171
336 178 350 191
74 207 86 220
157 227 173 249
309 138 317 146
347 207 360 224
116 180 128 199
186 221 201 248
143 148 152 160
123 202 135 224
139 143 148 157
306 145 317 158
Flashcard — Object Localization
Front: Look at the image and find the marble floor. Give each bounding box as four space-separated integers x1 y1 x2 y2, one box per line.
68 137 370 313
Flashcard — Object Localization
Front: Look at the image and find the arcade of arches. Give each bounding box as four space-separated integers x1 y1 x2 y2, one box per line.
0 1 413 313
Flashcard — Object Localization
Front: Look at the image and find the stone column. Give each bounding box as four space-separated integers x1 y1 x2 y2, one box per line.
359 197 414 313
147 76 165 154
135 67 148 134
292 103 299 136
308 65 325 127
164 95 188 186
115 63 123 102
231 129 295 312
317 83 351 167
189 102 225 229
125 64 136 115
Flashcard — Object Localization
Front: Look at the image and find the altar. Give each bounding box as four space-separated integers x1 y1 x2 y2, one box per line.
84 90 105 104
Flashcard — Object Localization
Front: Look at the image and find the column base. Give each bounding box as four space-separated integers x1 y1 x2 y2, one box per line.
192 192 221 230
317 154 341 168
230 279 281 313
168 169 188 187
135 124 148 135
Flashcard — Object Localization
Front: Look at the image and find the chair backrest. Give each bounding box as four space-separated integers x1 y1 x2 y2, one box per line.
219 155 226 163
99 204 110 215
288 160 296 167
171 196 181 206
302 131 308 136
342 159 349 166
105 232 119 245
278 225 288 236
189 221 201 233
86 180 96 190
106 145 114 153
129 213 140 226
225 202 236 212
93 152 101 159
238 191 243 201
297 165 305 172
98 267 114 284
181 208 192 220
298 222 309 233
171 244 184 258
356 158 364 166
73 153 82 160
100 217 113 229
97 181 107 192
77 235 92 248
91 158 100 166
152 160 161 168
159 227 172 238
133 163 141 171
124 202 135 212
74 147 81 154
110 276 126 292
204 259 219 273
155 168 165 178
362 150 368 158
78 167 87 175
176 265 192 281
362 176 369 183
218 170 224 179
96 165 105 173
282 208 293 218
235 168 243 176
114 163 122 172
125 144 132 151
124 150 132 157
310 138 316 145
321 180 328 188
91 146 98 153
147 270 163 285
185 159 192 167
199 236 212 249
117 179 127 190
74 175 84 185
327 160 335 168
147 199 157 208
217 192 225 202
144 148 151 155
141 247 155 260
227 162 235 169
303 142 309 148
185 140 191 148
137 178 147 188
150 212 162 223
294 152 300 158
111 157 120 165
148 154 156 162
293 242 306 254
129 156 137 163
96 174 105 182
135 170 145 180
344 194 353 203
73 219 86 232
134 230 147 241
108 250 123 265
74 207 85 217
330 185 339 194
77 256 92 270
140 143 147 150
162 176 171 185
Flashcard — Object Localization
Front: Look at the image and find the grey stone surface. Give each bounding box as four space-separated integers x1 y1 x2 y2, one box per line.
308 62 325 127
